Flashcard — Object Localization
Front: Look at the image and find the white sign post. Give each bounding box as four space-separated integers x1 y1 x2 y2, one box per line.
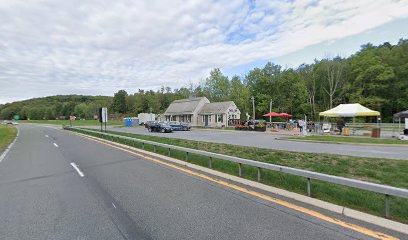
99 107 108 132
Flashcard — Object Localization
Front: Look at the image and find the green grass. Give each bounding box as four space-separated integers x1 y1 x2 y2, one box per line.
0 125 17 152
19 119 122 126
72 127 408 223
291 135 408 145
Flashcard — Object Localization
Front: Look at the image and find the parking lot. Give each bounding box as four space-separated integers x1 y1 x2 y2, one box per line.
87 126 408 160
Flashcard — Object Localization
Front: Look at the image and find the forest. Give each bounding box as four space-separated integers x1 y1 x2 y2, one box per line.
1 39 407 122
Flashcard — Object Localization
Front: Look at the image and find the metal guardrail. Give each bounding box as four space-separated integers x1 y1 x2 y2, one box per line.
67 127 408 218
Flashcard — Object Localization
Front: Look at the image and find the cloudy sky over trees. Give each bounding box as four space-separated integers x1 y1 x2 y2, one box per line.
1 0 408 103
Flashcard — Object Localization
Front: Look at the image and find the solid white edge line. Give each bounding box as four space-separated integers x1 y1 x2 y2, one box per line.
0 126 19 163
70 162 85 177
53 143 58 147
112 202 117 209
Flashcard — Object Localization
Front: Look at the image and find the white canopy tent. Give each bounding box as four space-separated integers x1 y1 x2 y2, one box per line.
393 110 408 138
319 103 381 135
319 103 380 117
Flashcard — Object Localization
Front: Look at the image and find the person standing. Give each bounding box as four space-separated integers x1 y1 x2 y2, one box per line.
337 117 345 135
298 119 304 133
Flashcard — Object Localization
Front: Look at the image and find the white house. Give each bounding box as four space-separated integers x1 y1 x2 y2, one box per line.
163 97 241 127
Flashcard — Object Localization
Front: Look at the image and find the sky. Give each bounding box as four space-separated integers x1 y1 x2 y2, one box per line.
1 0 408 104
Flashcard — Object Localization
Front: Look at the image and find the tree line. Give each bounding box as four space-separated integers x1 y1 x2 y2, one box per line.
1 39 407 122
0 95 112 120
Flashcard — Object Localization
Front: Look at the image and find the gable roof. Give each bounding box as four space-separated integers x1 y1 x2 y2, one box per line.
198 101 235 115
164 97 208 115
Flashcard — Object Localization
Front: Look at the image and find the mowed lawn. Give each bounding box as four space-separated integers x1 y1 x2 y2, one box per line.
76 128 408 223
0 125 17 152
20 119 122 126
291 135 408 145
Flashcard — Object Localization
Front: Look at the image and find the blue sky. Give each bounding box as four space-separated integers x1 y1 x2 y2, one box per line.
1 0 408 103
223 17 408 78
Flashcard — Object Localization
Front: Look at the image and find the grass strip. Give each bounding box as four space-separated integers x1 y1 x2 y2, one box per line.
0 125 17 152
71 128 408 223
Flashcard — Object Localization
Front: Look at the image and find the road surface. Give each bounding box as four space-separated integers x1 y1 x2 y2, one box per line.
88 126 408 160
0 124 405 239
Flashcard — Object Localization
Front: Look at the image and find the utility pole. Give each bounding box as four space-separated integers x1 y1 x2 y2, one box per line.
251 96 255 120
269 99 273 126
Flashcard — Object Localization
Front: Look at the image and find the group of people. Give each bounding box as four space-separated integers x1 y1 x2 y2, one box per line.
270 118 345 134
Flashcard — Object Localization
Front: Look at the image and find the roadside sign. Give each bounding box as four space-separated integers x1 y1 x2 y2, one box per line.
13 115 20 120
99 107 108 123
98 107 108 132
69 116 76 121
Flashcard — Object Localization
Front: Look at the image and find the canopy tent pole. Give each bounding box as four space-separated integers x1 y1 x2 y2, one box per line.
353 117 355 135
392 117 395 138
269 99 273 127
399 117 401 135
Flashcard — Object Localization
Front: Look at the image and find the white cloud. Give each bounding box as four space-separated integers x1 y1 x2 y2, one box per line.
0 0 408 103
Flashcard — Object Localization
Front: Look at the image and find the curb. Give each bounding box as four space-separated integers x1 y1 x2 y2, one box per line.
71 131 408 235
0 126 19 163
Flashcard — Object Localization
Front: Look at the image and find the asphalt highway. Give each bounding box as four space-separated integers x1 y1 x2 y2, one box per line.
0 124 405 239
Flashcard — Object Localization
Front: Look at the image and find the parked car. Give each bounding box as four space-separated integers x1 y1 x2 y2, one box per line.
148 122 173 133
144 121 157 128
2 120 18 125
169 121 191 131
235 120 265 132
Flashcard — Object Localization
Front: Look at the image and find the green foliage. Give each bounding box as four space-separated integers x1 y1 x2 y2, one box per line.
112 90 128 114
0 95 112 120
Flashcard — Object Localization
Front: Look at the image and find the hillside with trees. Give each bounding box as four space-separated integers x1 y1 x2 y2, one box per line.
0 95 112 120
1 39 407 122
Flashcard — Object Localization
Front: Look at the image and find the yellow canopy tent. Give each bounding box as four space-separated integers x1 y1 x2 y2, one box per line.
319 103 380 117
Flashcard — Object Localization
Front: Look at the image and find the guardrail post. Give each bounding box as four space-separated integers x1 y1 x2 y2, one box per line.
385 194 390 218
168 148 171 157
239 163 242 177
307 178 311 197
257 167 261 182
153 145 156 153
209 157 212 168
142 143 145 150
185 152 189 161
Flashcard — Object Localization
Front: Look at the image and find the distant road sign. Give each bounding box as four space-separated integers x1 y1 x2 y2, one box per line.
99 107 108 123
13 115 20 120
69 116 76 121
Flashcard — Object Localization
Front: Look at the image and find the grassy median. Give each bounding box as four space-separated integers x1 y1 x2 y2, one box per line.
290 135 408 145
72 128 408 223
0 125 17 152
19 119 122 126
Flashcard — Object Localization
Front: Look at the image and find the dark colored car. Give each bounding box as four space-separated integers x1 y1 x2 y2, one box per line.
144 121 157 128
169 121 191 131
148 122 173 133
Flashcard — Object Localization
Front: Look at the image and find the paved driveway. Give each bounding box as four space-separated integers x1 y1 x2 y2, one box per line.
89 126 408 160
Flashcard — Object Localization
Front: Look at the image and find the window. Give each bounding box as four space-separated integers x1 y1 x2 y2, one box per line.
217 114 223 123
209 115 211 122
202 116 205 122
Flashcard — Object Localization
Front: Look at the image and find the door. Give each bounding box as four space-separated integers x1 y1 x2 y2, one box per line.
204 115 209 126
